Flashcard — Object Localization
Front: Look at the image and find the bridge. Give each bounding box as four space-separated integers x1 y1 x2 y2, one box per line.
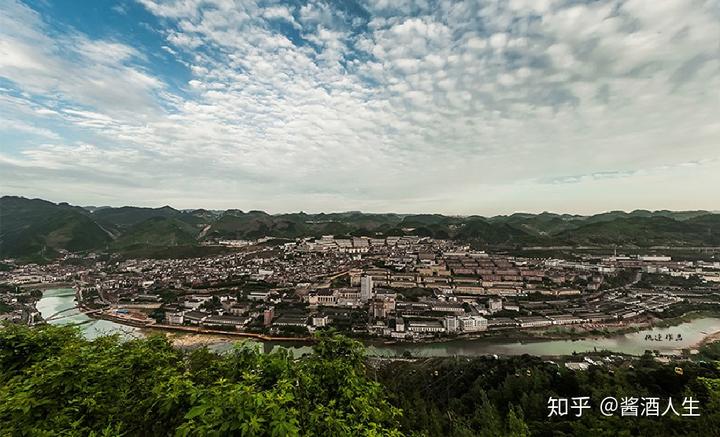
44 307 103 322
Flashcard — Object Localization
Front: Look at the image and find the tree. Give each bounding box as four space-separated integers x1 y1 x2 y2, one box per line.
506 404 530 437
200 295 222 311
0 324 404 436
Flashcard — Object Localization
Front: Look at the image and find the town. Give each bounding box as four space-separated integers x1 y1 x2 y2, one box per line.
2 234 720 342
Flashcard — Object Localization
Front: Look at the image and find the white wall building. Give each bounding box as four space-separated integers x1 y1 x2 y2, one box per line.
360 275 374 302
458 315 488 332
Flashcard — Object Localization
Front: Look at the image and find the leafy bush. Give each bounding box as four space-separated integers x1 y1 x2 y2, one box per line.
0 325 402 436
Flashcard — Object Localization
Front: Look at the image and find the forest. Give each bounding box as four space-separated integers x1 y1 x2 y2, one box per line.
1 324 719 436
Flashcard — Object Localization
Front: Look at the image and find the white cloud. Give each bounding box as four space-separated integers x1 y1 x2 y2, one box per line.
0 0 718 214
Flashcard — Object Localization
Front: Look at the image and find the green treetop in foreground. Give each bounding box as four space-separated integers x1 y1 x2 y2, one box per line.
0 325 401 436
2 324 720 436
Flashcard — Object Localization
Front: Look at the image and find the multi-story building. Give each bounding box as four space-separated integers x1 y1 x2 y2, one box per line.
444 315 458 333
458 315 488 332
360 275 373 302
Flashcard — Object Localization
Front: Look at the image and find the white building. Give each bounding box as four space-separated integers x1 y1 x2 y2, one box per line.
312 316 329 327
487 298 503 312
360 275 374 302
458 315 488 332
444 316 458 333
166 312 184 324
407 320 444 333
394 317 405 332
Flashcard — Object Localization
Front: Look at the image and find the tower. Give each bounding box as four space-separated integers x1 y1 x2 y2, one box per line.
360 275 373 302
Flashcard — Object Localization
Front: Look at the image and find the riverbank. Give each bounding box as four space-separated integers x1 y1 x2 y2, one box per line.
146 323 310 342
691 330 720 349
36 286 720 356
653 310 720 328
83 304 720 347
498 310 720 343
19 282 73 290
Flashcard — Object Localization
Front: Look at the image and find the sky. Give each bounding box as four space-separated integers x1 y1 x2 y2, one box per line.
0 0 718 215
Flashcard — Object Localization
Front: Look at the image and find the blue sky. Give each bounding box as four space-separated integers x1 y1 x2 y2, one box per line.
1 0 718 214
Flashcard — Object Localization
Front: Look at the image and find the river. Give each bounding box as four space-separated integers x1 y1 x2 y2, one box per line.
36 288 141 340
37 288 720 357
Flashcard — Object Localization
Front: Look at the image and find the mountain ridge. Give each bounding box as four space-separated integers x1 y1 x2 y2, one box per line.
1 196 718 260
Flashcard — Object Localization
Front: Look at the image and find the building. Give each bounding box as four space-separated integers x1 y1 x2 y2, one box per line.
183 310 207 325
229 304 248 316
360 275 374 302
320 289 339 305
263 307 275 327
203 315 246 329
394 317 405 332
183 296 212 310
444 316 458 333
166 311 184 324
312 315 329 327
430 301 466 314
515 316 553 328
487 298 503 312
247 291 272 301
548 314 584 325
458 315 488 332
369 296 396 319
406 320 445 333
274 314 308 328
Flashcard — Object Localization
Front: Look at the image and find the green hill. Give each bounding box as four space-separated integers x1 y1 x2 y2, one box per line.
0 197 111 259
454 217 541 245
2 196 719 258
556 215 720 246
92 205 207 229
489 212 585 236
111 217 199 249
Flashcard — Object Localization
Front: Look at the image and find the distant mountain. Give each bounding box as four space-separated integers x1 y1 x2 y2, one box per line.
1 196 718 260
582 209 711 224
205 211 278 240
488 212 585 236
0 197 112 259
81 205 112 213
112 217 199 249
92 205 184 227
454 217 541 245
556 215 720 247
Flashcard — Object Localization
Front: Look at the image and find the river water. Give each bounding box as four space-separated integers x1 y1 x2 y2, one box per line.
36 288 141 340
37 288 720 357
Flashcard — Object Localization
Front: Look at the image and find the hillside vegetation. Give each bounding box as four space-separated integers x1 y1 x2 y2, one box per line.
1 324 720 436
0 325 402 436
1 196 718 260
0 197 111 260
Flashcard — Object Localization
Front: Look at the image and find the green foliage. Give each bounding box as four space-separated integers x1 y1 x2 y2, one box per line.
376 355 720 437
111 217 198 249
199 295 222 311
330 274 351 288
636 273 707 289
2 324 720 436
397 287 434 302
600 268 639 289
0 324 402 436
506 405 530 437
4 197 720 259
0 196 111 258
555 216 720 247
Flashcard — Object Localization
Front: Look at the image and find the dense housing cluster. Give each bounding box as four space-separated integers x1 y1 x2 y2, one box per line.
2 235 720 340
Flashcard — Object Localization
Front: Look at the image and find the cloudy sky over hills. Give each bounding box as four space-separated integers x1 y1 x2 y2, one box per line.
0 0 718 214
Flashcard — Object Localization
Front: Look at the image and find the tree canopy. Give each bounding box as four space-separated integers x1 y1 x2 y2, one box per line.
0 324 401 436
2 324 720 436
